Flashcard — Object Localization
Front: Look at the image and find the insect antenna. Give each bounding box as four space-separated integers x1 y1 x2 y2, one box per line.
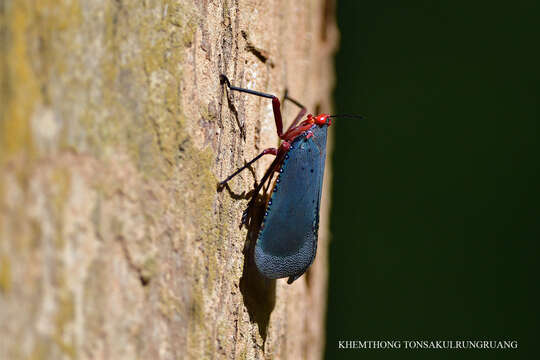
329 114 363 119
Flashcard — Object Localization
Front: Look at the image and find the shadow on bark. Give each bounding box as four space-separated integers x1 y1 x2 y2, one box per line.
239 197 276 345
217 158 277 345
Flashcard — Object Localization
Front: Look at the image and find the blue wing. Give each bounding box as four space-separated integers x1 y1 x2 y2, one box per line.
255 124 328 283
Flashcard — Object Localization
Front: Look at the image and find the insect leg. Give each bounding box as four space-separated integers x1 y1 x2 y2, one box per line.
219 148 277 186
240 154 283 227
283 89 307 133
220 74 284 137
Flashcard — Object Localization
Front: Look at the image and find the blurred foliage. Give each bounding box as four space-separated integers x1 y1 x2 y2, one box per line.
326 1 539 359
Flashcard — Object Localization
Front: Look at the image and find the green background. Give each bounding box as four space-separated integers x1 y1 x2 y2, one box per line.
326 1 539 359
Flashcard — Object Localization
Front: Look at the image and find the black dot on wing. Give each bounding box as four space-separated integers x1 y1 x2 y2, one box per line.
310 169 314 173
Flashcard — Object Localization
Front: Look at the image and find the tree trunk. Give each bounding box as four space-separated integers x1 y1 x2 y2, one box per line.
0 1 337 359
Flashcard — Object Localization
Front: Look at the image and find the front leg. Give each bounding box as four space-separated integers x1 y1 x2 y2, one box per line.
220 74 285 138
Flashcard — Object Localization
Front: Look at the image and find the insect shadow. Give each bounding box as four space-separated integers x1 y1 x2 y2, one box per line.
239 192 276 345
222 83 246 140
216 164 258 199
217 172 276 344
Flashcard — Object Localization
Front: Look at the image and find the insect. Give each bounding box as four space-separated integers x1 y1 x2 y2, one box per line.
219 74 359 284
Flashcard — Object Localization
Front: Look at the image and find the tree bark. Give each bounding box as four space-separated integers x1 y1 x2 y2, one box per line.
0 1 337 359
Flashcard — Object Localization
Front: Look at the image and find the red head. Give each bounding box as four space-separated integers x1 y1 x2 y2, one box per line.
306 113 332 126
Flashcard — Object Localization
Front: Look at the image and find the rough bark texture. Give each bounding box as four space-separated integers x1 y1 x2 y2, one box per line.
0 1 337 359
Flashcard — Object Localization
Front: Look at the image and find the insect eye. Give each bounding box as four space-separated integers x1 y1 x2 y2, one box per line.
314 114 330 125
